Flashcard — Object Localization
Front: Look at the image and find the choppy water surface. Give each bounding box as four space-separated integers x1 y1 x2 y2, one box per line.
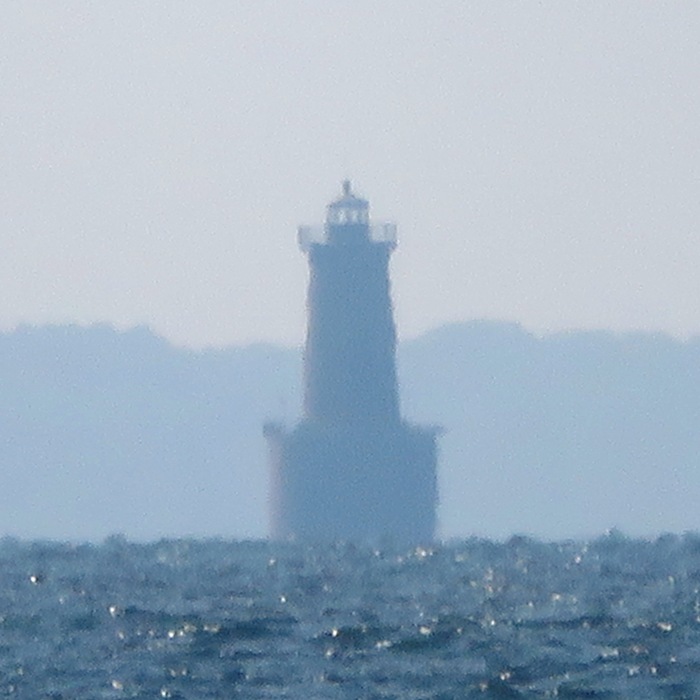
1 534 700 698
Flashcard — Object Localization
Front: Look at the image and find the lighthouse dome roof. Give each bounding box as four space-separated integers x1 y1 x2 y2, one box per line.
328 180 368 210
326 180 369 226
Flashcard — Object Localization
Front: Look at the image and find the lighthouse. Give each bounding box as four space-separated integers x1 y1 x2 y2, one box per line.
264 181 438 542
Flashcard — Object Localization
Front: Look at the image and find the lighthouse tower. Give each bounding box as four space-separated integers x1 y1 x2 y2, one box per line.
265 181 437 542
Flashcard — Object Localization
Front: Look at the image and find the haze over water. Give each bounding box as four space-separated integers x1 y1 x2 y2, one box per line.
1 7 699 694
0 3 698 347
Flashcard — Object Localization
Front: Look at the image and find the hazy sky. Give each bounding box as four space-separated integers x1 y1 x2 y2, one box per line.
1 2 698 349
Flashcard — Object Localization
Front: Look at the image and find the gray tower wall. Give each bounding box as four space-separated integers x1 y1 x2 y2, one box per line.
304 241 399 425
268 422 437 542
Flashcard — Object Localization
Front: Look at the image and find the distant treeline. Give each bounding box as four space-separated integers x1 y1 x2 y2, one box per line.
1 321 699 540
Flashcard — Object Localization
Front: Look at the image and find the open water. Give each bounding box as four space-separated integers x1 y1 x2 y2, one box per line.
1 534 700 698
